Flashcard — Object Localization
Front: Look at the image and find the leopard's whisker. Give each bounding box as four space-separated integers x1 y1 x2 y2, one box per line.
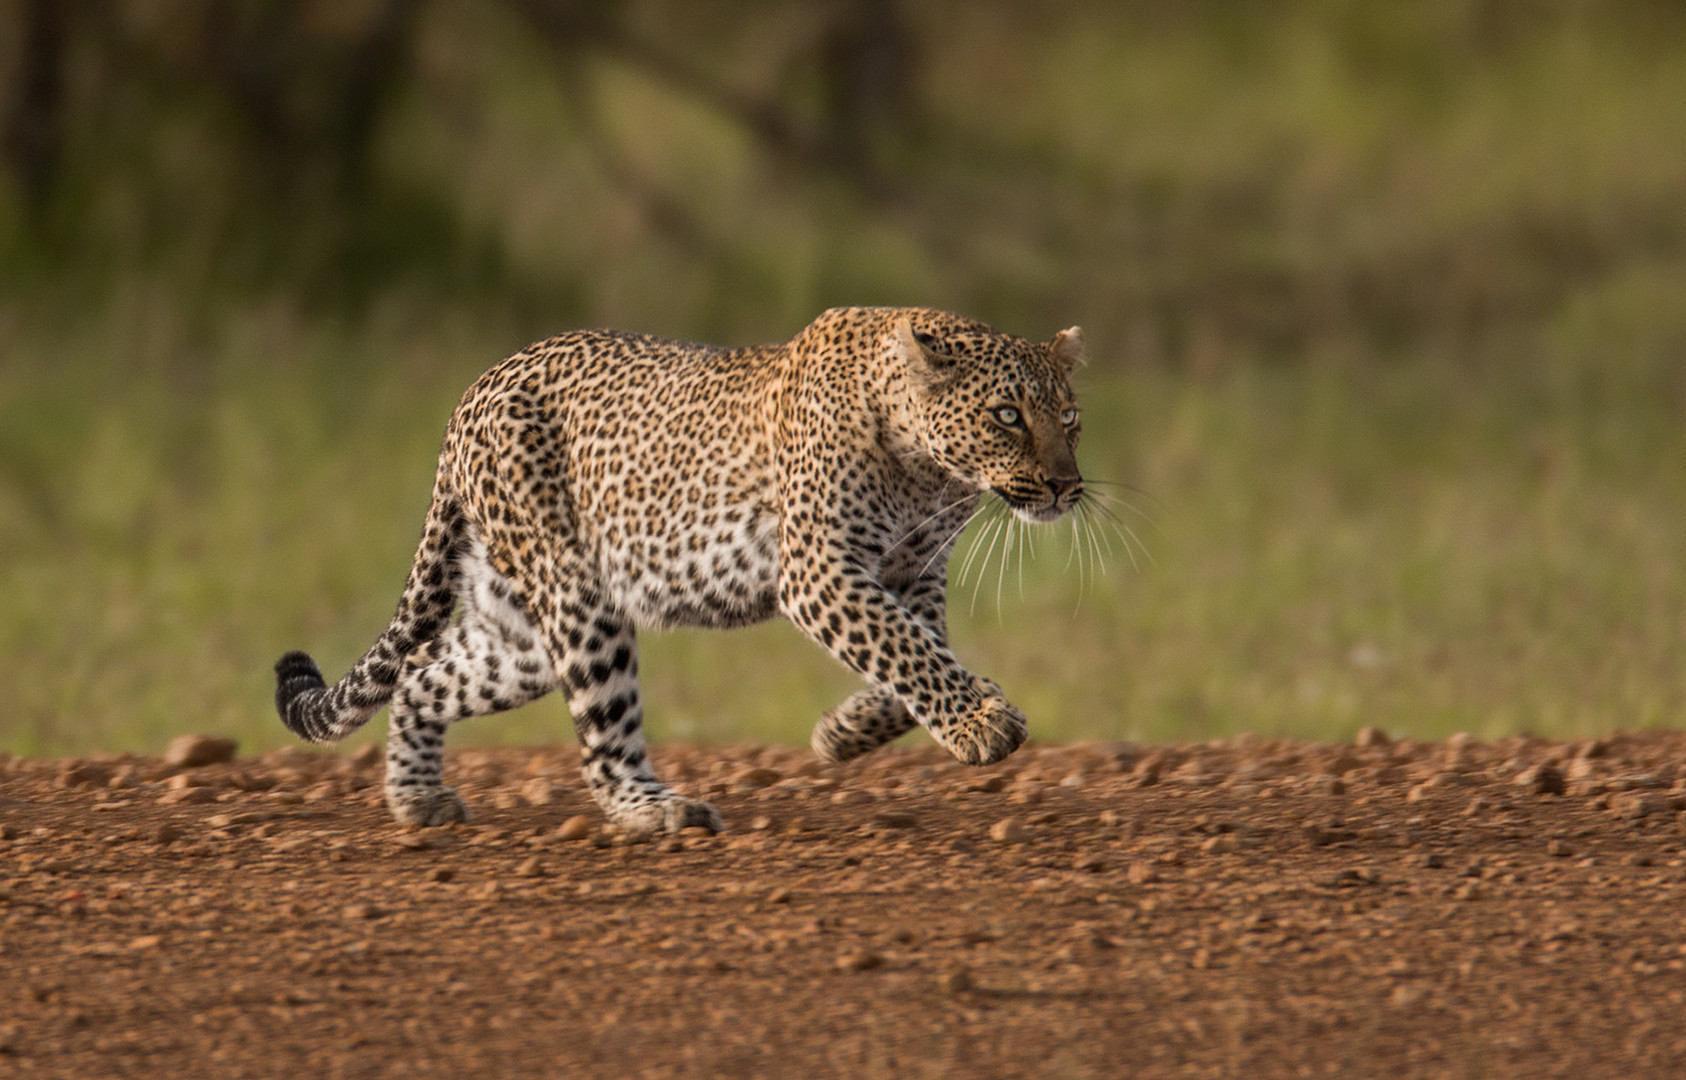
966 508 1009 617
995 515 1013 620
957 498 1002 584
1077 502 1110 578
1085 487 1165 535
1084 494 1154 570
915 502 984 580
1083 478 1165 503
886 489 978 561
1083 500 1129 572
1118 519 1153 571
955 499 1002 588
1016 517 1028 601
1069 510 1092 618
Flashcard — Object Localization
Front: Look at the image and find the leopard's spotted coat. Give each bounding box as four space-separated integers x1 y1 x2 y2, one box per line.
275 306 1085 832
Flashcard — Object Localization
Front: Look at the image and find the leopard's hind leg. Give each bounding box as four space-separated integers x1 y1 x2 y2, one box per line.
384 537 558 827
549 600 722 834
454 444 720 834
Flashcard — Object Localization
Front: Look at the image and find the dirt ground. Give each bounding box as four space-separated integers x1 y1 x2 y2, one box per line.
4 731 1686 1079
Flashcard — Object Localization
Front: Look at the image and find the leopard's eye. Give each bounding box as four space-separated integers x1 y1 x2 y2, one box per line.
1061 407 1079 426
992 406 1022 427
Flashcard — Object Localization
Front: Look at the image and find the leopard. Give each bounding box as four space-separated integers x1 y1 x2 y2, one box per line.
273 305 1087 834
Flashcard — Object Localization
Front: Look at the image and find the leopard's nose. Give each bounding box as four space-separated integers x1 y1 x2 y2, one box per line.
1046 476 1083 503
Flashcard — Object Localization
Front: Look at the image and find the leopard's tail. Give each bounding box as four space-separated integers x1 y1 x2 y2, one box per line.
274 491 467 744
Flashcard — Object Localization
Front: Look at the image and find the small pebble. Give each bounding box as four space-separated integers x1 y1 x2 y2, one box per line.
556 816 592 842
1199 835 1237 855
520 778 556 806
989 818 1028 844
937 969 972 995
515 857 546 879
872 810 917 829
1611 793 1668 820
838 949 884 973
428 868 455 883
1576 738 1609 759
57 764 110 788
732 767 782 790
343 903 381 920
164 735 238 768
1515 765 1566 796
156 787 217 806
1127 861 1158 885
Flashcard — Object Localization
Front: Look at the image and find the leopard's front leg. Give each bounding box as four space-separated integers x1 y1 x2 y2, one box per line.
781 541 1026 767
811 572 990 763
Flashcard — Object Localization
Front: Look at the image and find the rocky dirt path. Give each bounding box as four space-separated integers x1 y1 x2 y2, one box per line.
3 732 1686 1078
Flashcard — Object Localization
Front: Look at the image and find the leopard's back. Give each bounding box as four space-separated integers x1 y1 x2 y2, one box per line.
442 329 784 631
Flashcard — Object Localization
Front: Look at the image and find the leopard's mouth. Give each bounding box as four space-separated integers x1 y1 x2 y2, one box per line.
991 485 1080 524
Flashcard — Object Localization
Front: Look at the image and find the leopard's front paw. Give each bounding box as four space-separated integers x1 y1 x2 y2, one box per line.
387 785 470 828
938 696 1028 766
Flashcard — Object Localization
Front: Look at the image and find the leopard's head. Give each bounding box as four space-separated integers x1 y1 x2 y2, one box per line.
894 314 1085 523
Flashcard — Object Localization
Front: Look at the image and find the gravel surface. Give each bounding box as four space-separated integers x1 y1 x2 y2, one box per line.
4 733 1686 1078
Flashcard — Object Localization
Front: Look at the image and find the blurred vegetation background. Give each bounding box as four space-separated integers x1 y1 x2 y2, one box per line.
2 0 1684 757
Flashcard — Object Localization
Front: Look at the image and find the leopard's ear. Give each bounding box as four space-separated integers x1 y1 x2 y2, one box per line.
1050 326 1086 372
893 316 954 386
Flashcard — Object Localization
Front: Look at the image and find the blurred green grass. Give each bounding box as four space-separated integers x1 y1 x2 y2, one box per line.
3 289 1681 756
2 1 1684 755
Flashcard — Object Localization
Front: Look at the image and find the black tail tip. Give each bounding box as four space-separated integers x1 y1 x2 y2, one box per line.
274 650 327 735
